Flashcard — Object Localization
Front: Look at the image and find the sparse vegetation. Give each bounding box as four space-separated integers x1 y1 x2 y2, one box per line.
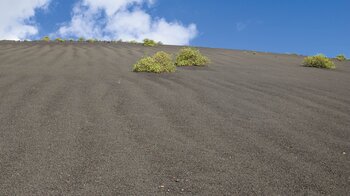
129 40 139 44
55 38 65 42
143 39 158 47
42 36 50 42
78 37 85 42
133 51 176 73
87 39 96 43
175 47 210 66
69 39 74 42
303 54 335 69
336 54 347 61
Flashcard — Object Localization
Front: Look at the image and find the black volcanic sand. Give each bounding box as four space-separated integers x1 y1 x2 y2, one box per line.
0 41 349 195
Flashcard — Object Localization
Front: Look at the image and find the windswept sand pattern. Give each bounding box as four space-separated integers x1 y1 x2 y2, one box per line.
0 41 349 195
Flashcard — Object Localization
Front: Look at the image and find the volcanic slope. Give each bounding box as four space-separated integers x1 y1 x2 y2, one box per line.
0 41 349 195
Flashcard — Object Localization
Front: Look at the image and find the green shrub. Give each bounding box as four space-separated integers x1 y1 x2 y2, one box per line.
69 38 74 42
133 51 176 73
143 39 157 47
78 37 85 42
175 47 210 66
336 54 347 61
87 39 96 43
129 40 138 44
55 38 65 42
303 54 335 69
42 36 50 42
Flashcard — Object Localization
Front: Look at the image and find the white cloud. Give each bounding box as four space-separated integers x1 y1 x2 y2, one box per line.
0 0 51 40
57 0 197 45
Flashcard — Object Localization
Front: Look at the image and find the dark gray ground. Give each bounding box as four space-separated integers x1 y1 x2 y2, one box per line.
0 41 349 195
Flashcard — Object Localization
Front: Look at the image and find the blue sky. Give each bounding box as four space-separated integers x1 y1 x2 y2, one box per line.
150 0 350 57
1 0 349 57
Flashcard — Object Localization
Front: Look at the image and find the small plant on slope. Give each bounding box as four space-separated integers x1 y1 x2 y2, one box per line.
133 51 176 73
55 38 65 42
87 39 96 43
336 54 347 61
175 47 210 66
42 36 50 42
143 39 158 47
303 54 335 69
129 40 139 44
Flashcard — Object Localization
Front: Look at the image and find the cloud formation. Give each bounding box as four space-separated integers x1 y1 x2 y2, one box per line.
57 0 197 45
0 0 50 40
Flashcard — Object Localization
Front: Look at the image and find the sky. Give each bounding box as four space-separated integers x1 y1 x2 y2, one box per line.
0 0 349 57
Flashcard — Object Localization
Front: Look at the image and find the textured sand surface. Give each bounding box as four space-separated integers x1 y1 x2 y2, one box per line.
0 41 349 195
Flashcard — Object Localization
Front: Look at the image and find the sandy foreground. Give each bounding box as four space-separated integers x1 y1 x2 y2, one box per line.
0 41 349 195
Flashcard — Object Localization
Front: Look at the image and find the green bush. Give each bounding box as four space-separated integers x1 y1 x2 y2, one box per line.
78 37 85 42
129 40 138 44
69 38 74 42
42 36 50 42
336 54 347 61
303 54 335 69
133 51 176 73
87 39 96 43
175 47 210 66
55 38 65 42
143 39 157 47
